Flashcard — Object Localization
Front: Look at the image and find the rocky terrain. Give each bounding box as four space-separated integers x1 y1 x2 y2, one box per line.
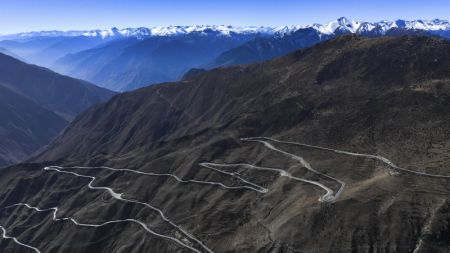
0 35 450 252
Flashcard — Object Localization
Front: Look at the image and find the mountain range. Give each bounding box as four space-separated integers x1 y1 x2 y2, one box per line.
0 53 115 167
2 18 450 40
0 35 448 252
52 33 261 91
1 18 450 91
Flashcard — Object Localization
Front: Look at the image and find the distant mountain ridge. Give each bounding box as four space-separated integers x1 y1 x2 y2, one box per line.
52 32 262 91
0 25 276 40
2 18 449 40
1 17 449 92
211 18 450 67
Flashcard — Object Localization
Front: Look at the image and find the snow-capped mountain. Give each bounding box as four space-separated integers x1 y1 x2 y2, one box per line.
0 25 276 40
81 26 275 38
2 18 449 40
212 17 450 68
273 17 450 36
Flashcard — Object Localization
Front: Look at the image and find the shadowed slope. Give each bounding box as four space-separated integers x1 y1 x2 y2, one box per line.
0 53 116 120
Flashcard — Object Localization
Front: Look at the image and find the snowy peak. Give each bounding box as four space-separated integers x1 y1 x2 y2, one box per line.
277 17 450 36
399 19 450 30
336 17 361 33
144 25 274 36
308 17 450 35
0 25 275 40
79 27 152 39
2 18 450 40
317 17 362 34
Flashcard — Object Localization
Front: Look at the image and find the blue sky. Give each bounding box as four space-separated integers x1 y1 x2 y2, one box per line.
1 0 450 34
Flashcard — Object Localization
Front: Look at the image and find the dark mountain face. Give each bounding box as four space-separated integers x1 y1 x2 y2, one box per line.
0 53 116 167
212 28 333 67
0 85 67 167
53 33 265 91
0 53 116 120
211 27 445 68
2 36 450 253
181 68 207 81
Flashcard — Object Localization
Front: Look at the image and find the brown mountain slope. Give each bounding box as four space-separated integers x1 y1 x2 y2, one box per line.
38 35 450 165
1 36 450 253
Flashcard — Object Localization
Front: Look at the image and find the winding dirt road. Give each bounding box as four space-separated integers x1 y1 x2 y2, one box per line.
0 224 41 253
44 166 214 253
68 165 265 193
242 137 346 202
247 137 450 179
201 162 335 202
4 136 448 252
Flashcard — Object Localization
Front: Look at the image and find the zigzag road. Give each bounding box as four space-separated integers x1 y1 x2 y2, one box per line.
44 166 214 253
1 203 203 253
68 165 266 193
5 136 443 252
241 137 346 202
247 137 450 179
201 162 335 202
0 224 41 253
